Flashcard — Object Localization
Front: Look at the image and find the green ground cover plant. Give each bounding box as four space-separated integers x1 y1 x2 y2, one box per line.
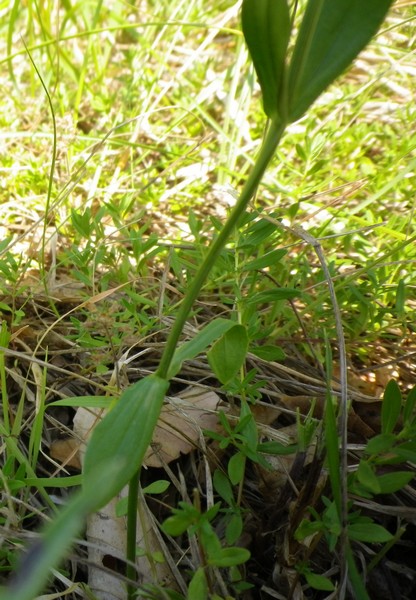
0 1 415 599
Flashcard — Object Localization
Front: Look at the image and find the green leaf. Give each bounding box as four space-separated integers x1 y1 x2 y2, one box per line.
23 475 83 488
142 480 171 495
257 441 297 455
115 496 129 517
71 207 92 238
242 0 291 121
247 288 299 305
393 443 416 463
250 344 286 362
228 451 246 486
403 385 416 425
168 318 236 379
395 278 406 317
242 248 287 271
208 547 251 567
187 567 208 600
238 399 258 450
295 518 323 541
287 0 394 122
238 217 278 247
376 471 414 494
207 324 248 384
226 512 243 545
356 461 380 494
83 375 169 510
205 502 222 522
346 546 371 600
364 433 396 456
304 571 335 591
348 522 393 543
213 469 234 505
162 513 193 537
322 499 341 539
200 521 222 557
381 379 402 434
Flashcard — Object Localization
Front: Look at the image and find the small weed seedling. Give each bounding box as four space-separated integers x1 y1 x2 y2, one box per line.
294 381 416 594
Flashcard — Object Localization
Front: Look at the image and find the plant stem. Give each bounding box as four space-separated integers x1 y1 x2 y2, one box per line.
126 470 140 600
156 118 286 380
346 545 370 600
127 120 285 596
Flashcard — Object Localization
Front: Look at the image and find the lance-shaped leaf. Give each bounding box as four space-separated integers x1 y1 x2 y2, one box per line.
83 374 169 510
207 324 249 384
287 0 394 122
242 0 291 122
167 317 237 379
381 379 402 435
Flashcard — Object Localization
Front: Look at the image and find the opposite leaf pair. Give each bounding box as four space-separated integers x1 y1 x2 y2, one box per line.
242 0 394 124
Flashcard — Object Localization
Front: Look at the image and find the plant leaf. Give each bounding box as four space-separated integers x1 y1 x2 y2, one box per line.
213 469 234 505
250 344 286 362
162 513 193 537
168 317 236 379
242 248 287 271
348 522 393 543
228 451 246 486
364 433 396 456
257 441 298 455
381 379 402 434
83 374 169 510
207 324 249 384
356 461 380 494
287 0 394 122
187 567 208 600
403 385 416 425
376 471 414 494
304 571 335 591
208 547 251 567
393 443 416 463
247 288 299 305
242 0 291 121
142 480 171 495
226 512 243 545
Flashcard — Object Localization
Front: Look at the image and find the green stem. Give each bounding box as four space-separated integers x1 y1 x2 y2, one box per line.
126 470 140 600
346 545 370 600
125 120 285 592
156 118 286 379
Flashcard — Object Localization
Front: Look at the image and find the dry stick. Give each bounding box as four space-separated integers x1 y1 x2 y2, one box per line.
21 40 57 290
269 217 349 597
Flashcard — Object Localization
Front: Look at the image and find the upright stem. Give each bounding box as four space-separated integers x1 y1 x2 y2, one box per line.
156 118 286 380
126 120 285 592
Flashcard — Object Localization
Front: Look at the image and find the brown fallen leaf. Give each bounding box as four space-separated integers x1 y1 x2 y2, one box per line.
50 438 82 470
145 386 221 467
85 487 177 600
70 385 222 470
